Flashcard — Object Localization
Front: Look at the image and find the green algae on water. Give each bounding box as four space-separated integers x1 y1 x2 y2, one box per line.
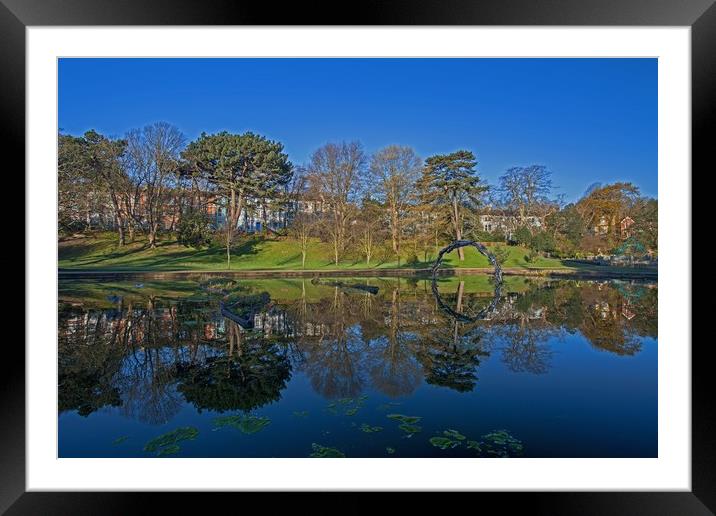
157 444 181 456
429 436 462 450
387 414 422 425
443 429 466 441
213 414 271 434
467 440 482 452
359 424 383 433
310 443 346 458
144 426 199 456
398 423 422 435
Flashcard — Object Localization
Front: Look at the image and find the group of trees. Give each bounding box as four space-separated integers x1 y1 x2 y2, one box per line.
59 124 658 268
60 125 293 267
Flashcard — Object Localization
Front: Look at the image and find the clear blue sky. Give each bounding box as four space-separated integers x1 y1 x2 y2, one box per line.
58 58 657 201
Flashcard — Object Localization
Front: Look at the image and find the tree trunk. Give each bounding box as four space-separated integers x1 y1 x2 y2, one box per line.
148 223 158 248
391 210 399 254
453 198 464 260
116 215 125 247
226 240 231 269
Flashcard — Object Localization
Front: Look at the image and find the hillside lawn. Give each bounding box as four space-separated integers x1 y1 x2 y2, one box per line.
59 232 567 272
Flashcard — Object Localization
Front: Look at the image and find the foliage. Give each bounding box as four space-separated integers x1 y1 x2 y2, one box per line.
627 198 658 251
512 226 532 246
177 210 213 249
529 231 556 254
182 131 292 268
491 246 510 266
420 150 487 260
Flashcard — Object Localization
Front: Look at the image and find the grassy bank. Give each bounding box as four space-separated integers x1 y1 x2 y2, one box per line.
59 233 565 272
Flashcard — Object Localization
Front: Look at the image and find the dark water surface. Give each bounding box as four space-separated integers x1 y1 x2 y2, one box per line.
58 275 657 458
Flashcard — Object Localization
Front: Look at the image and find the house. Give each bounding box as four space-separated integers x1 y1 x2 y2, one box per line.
620 216 635 239
204 194 325 233
478 214 543 239
592 215 635 240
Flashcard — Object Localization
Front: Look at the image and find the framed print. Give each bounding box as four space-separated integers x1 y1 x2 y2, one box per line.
4 0 712 512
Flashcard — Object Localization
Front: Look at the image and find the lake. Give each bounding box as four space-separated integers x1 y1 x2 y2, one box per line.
58 274 657 458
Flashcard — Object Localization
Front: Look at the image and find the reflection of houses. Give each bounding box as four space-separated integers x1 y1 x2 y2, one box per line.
621 304 636 320
481 294 546 322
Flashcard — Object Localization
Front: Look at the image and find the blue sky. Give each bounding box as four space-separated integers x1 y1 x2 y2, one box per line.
59 58 657 201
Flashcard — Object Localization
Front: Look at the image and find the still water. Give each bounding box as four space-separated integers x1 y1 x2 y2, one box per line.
58 275 657 458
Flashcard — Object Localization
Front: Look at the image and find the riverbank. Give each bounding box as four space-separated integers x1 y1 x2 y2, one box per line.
58 233 657 280
58 265 657 280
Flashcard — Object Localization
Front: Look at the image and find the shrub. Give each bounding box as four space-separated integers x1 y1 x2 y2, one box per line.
530 231 556 254
492 245 510 265
177 211 213 249
512 226 532 247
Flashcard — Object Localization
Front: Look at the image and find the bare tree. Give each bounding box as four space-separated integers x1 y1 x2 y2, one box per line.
369 145 421 260
290 212 316 268
498 165 553 227
354 199 383 266
126 122 186 248
307 141 366 265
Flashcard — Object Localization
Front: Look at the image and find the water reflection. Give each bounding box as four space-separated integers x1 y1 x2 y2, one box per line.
58 277 657 424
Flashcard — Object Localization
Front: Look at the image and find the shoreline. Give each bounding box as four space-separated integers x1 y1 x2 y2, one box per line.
57 266 658 280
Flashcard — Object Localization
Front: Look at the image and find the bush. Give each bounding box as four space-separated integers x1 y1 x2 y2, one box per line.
177 211 213 249
472 230 506 243
512 226 532 247
530 231 556 253
492 245 510 265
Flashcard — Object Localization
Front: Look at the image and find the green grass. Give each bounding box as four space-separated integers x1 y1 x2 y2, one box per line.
58 232 566 272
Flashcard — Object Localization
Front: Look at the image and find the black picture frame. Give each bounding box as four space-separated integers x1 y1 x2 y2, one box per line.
3 0 709 513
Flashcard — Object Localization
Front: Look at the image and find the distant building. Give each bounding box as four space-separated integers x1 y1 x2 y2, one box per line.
620 216 635 239
592 215 635 240
204 194 326 233
478 214 543 239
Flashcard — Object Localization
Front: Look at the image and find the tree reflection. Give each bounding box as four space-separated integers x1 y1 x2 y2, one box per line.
293 289 368 399
368 286 423 397
58 277 657 422
176 319 292 413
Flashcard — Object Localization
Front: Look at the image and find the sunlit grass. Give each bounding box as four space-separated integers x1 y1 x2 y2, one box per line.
59 233 566 271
